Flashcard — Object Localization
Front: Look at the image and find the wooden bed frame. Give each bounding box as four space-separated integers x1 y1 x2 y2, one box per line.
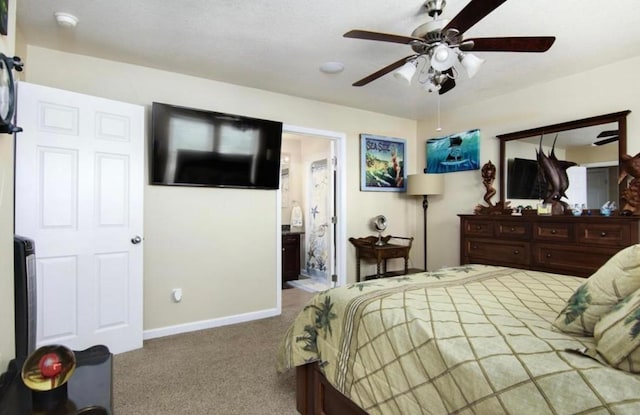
296 362 367 415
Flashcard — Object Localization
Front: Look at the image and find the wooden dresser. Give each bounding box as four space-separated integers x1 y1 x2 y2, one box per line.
459 214 640 277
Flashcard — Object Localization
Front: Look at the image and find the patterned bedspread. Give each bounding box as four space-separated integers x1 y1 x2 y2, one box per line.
277 265 640 414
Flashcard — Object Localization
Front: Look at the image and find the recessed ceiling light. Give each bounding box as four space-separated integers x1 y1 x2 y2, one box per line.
54 12 79 28
319 61 344 74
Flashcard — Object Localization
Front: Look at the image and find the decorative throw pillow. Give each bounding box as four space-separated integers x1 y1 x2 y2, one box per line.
594 289 640 372
552 244 640 335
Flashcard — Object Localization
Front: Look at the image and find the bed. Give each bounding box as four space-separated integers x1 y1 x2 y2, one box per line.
277 262 640 414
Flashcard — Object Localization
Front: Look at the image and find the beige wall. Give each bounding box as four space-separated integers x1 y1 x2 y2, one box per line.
21 45 419 333
418 55 640 272
4 35 639 359
567 142 618 165
0 0 18 371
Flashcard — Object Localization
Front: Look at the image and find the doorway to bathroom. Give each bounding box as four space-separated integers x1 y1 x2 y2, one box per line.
279 125 346 292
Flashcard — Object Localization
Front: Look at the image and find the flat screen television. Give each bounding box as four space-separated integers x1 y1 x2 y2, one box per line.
150 102 283 189
507 157 547 199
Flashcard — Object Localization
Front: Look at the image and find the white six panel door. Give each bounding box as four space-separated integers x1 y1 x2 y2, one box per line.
15 82 144 354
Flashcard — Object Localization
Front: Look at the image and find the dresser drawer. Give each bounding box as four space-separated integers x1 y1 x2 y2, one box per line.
464 239 529 266
496 221 531 240
533 243 620 277
534 222 572 242
378 247 409 259
576 223 631 247
462 219 494 237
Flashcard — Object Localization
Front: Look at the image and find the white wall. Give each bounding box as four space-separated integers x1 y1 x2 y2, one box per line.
418 55 640 271
0 0 19 371
21 45 419 334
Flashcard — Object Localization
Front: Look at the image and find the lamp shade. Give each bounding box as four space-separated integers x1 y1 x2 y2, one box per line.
459 52 485 78
406 173 444 196
430 45 457 71
393 61 418 84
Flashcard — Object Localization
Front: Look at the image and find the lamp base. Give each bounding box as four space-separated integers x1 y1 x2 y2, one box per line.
32 383 73 412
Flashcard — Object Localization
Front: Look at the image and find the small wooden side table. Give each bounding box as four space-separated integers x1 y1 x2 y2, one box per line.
349 236 414 282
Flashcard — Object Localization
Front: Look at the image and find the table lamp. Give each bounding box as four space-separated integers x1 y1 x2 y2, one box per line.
407 173 444 271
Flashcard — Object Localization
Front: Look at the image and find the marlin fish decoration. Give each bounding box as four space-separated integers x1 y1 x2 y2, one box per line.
536 134 577 213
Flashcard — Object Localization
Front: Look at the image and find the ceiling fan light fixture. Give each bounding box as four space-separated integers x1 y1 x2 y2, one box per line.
393 60 418 84
422 77 441 93
459 52 484 78
423 82 441 93
430 45 456 71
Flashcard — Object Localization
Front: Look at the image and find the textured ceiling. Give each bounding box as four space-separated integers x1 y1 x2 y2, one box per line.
16 0 640 120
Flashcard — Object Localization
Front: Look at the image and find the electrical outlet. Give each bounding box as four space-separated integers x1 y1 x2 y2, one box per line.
172 288 182 302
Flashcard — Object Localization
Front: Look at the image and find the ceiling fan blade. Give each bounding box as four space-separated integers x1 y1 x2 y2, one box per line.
344 30 422 45
439 70 456 95
352 55 418 87
593 136 619 146
597 130 619 138
443 0 508 36
465 36 556 52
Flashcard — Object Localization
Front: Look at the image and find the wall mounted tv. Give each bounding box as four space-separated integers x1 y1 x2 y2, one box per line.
150 102 283 189
507 157 548 199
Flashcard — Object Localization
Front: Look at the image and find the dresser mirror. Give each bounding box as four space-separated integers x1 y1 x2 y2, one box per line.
496 111 630 210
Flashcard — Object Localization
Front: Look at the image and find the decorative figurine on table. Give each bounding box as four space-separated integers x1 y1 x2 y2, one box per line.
571 203 586 216
619 152 640 215
372 215 388 245
600 201 616 216
474 160 510 214
22 344 77 412
536 135 577 215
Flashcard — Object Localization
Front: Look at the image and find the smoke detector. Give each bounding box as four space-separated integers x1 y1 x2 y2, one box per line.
54 12 79 28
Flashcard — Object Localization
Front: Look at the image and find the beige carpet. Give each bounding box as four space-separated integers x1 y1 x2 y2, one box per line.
113 288 315 414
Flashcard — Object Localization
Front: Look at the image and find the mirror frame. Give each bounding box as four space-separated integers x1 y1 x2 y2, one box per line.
496 110 631 209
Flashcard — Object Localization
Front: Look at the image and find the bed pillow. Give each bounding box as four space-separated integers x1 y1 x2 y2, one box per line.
593 289 640 372
552 244 640 335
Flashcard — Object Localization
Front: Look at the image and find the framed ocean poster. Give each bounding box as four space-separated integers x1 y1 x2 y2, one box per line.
360 133 406 192
425 129 480 173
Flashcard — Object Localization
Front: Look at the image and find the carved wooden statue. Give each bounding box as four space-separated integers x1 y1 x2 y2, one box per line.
619 152 640 215
536 135 576 215
474 160 510 214
481 160 496 206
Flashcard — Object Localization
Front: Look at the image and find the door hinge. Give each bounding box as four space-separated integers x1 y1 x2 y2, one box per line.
331 216 337 224
331 156 337 169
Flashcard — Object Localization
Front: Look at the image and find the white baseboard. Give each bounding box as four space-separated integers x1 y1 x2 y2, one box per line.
143 307 280 340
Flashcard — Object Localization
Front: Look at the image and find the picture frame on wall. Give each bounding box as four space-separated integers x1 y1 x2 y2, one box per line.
360 133 406 192
425 128 480 173
0 0 7 36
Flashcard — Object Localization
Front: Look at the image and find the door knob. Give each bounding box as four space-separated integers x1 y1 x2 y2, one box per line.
131 236 142 244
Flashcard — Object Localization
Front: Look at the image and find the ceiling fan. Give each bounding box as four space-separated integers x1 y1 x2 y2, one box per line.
344 0 556 95
593 130 619 146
